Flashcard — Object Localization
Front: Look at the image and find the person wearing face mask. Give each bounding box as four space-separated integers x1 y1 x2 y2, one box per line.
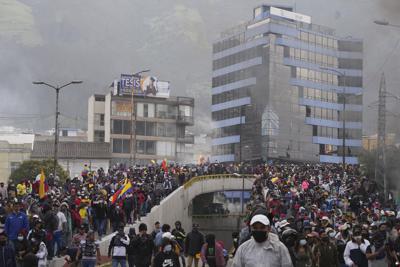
232 214 292 267
295 237 312 267
4 201 29 251
326 229 337 244
0 231 16 267
14 231 29 267
315 232 338 267
154 237 180 267
343 228 370 267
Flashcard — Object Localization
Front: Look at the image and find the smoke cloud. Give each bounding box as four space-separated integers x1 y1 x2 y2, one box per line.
0 0 399 136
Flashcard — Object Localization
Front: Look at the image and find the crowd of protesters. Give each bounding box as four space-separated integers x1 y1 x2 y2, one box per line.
232 163 400 267
0 161 399 267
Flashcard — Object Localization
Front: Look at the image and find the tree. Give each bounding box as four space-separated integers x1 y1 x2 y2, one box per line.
9 159 68 184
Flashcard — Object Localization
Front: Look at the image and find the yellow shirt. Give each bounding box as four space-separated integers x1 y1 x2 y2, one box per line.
16 183 26 196
79 207 87 219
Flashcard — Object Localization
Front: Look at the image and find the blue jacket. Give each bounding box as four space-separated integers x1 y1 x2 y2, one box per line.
5 212 29 240
0 245 16 267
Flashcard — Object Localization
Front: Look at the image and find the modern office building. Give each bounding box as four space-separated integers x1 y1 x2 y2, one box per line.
88 77 195 165
211 5 363 164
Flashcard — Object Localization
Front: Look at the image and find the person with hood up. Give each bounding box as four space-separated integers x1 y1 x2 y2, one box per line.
200 234 225 267
153 237 180 267
185 224 204 267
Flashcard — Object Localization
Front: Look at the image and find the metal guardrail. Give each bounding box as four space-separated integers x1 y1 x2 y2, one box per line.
183 174 255 189
177 115 194 125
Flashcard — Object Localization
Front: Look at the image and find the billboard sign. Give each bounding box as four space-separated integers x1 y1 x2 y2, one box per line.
270 7 311 24
118 74 170 98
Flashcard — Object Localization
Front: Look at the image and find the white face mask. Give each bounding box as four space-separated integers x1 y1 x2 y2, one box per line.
17 236 23 241
163 244 172 253
299 239 307 246
329 232 336 238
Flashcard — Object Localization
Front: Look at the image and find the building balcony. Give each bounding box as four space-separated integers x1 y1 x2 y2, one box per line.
177 134 195 144
177 115 194 125
176 97 194 106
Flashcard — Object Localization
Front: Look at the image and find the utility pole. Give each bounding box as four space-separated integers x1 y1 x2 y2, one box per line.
375 73 387 200
128 69 150 167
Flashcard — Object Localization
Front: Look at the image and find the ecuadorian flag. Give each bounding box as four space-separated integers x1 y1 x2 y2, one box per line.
110 178 133 204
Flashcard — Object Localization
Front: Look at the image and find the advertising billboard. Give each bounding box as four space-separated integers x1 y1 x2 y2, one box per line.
118 74 170 98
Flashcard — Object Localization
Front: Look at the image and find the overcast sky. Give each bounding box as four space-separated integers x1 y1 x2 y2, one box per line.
0 0 399 135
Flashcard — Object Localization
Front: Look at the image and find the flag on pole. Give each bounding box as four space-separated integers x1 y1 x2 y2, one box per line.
119 180 133 199
110 188 122 204
39 169 46 199
109 178 133 204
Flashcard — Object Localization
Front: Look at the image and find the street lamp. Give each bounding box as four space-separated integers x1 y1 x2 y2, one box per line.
33 80 83 179
129 69 150 167
374 20 400 28
320 67 347 168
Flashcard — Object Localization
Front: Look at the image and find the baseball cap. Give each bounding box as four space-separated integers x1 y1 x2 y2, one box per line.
250 214 270 226
279 220 290 228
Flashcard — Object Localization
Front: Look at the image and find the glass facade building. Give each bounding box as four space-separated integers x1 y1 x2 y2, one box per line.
211 5 363 164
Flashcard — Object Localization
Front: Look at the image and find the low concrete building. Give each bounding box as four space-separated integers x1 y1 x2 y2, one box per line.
31 141 111 177
87 93 195 165
0 133 34 183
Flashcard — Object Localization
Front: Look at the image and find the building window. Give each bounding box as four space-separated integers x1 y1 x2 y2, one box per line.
94 130 105 142
112 101 131 117
136 140 156 155
112 120 131 135
94 113 105 127
100 114 104 126
112 139 130 154
156 141 175 156
10 162 20 173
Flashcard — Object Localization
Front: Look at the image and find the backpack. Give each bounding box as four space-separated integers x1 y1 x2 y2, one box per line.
205 244 217 267
45 211 59 231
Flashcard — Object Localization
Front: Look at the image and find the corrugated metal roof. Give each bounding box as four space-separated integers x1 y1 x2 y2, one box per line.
31 141 111 159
